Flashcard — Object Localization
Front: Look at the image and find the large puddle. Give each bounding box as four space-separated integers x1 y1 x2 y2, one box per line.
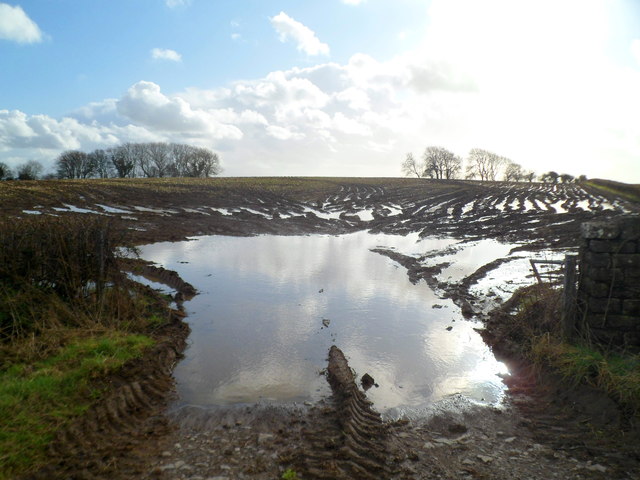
137 232 508 416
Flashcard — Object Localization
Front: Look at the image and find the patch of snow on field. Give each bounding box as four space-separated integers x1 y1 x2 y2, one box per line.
509 199 520 210
576 199 591 211
133 206 179 214
63 204 102 214
182 208 210 215
425 201 450 214
550 200 568 213
22 209 42 215
469 249 570 315
494 199 507 212
241 207 272 218
599 201 617 211
121 216 139 220
611 200 631 213
355 209 375 221
533 199 547 210
210 207 232 216
385 205 403 216
302 207 343 220
96 204 131 214
461 201 475 215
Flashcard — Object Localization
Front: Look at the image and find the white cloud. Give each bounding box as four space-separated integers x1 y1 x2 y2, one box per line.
0 3 43 44
117 81 242 140
270 11 330 56
0 109 121 150
151 48 182 62
2 0 639 182
266 125 303 141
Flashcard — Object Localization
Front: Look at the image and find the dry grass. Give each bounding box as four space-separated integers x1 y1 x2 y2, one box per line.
0 215 173 477
494 284 640 415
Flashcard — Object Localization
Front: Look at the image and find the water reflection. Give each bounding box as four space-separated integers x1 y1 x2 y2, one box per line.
137 232 507 414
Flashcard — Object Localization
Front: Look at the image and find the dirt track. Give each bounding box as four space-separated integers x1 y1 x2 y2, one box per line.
8 178 640 479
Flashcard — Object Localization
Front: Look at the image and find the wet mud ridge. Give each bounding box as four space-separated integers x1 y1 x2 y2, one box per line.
122 260 197 300
298 346 392 479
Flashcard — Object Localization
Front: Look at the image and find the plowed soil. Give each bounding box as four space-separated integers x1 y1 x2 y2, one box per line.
5 177 640 479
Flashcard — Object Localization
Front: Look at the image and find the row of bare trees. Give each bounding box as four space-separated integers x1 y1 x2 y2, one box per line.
0 160 43 181
402 147 582 183
55 142 222 179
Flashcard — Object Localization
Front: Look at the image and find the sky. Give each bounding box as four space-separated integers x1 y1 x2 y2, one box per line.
1 0 639 182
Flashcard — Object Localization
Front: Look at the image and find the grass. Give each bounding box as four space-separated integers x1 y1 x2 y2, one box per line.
585 178 640 203
498 284 640 416
282 468 301 480
0 214 172 478
0 332 153 479
531 334 640 415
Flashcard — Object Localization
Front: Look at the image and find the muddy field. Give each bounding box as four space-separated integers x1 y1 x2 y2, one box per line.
6 177 640 479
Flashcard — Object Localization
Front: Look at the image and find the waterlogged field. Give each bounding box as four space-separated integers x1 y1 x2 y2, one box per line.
4 177 640 479
137 232 508 416
5 176 637 415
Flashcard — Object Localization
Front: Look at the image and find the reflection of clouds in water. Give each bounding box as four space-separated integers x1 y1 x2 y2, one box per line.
138 233 506 410
143 232 453 307
426 322 507 404
434 239 514 282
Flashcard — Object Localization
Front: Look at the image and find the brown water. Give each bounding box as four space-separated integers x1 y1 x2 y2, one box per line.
137 232 508 416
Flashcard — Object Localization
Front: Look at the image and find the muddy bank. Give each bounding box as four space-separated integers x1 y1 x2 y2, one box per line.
147 346 638 480
22 300 190 480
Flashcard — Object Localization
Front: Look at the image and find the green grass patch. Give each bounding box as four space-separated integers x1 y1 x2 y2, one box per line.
585 179 640 203
0 332 153 479
491 284 640 416
531 334 640 414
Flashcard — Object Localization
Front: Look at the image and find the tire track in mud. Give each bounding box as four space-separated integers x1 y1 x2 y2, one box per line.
297 346 394 480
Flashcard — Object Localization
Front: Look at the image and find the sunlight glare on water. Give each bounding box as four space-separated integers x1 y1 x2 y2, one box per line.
137 232 508 414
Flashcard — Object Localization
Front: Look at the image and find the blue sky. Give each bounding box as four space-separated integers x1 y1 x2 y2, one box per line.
1 0 639 181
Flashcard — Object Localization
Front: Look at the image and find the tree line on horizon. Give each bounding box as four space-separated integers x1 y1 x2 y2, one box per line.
401 147 585 183
0 142 222 181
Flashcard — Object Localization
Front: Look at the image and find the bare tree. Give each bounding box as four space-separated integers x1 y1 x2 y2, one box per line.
401 152 423 177
523 170 536 182
465 149 505 181
423 147 461 179
540 171 559 183
56 150 97 179
17 160 43 180
0 162 13 180
170 143 192 177
559 173 575 183
503 161 524 182
184 147 222 177
88 149 113 178
111 143 137 178
145 142 172 177
577 174 587 183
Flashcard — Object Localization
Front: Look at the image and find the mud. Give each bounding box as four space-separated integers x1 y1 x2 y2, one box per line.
9 178 640 479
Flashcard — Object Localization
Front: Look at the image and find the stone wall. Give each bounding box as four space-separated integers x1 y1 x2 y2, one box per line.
578 217 640 347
